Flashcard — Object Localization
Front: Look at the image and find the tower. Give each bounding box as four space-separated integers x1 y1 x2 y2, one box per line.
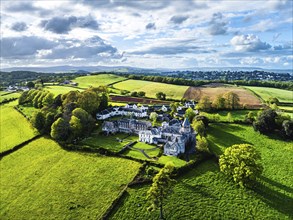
181 117 191 133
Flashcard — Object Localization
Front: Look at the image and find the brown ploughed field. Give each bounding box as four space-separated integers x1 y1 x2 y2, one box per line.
184 83 263 108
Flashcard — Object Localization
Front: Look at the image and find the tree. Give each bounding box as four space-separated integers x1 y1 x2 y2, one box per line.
192 120 206 137
195 115 209 127
98 93 109 111
184 107 196 123
156 92 166 100
138 91 146 97
50 118 70 142
282 120 293 140
197 96 211 112
18 91 29 105
170 102 179 116
150 112 158 126
245 111 255 123
130 91 138 97
77 90 100 115
196 137 209 153
147 162 175 219
69 115 83 139
42 92 54 107
26 81 35 89
212 94 226 110
44 112 55 133
253 109 277 134
31 111 45 133
224 92 240 109
72 108 95 136
219 144 263 187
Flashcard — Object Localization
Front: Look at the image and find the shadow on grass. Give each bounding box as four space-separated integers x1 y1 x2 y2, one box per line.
253 178 293 217
208 124 252 155
260 176 293 194
179 181 217 199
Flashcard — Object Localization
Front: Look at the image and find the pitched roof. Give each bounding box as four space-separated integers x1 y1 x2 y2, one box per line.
182 117 190 127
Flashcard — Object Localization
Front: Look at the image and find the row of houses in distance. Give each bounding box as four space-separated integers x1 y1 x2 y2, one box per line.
96 101 197 120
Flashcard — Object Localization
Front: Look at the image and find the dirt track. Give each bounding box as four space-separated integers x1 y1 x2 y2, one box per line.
184 84 263 108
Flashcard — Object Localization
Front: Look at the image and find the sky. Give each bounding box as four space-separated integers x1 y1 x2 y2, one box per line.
1 0 292 70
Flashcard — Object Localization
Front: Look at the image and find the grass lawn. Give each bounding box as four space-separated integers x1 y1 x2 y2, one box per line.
200 109 259 122
44 85 84 96
123 142 160 160
73 74 126 89
111 158 292 219
0 137 141 220
113 79 189 100
157 155 187 167
17 104 38 119
245 86 293 103
0 106 37 153
80 133 138 152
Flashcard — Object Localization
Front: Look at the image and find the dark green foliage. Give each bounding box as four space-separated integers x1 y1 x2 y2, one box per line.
282 120 293 139
253 109 277 134
138 91 146 97
130 91 138 97
192 120 206 137
31 111 45 133
219 144 263 187
195 115 209 127
26 81 35 89
156 92 166 100
50 118 70 142
197 96 212 112
18 90 29 105
98 93 109 111
72 108 95 136
44 112 55 133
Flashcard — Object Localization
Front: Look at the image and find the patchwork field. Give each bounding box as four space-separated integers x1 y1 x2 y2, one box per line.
0 137 141 219
44 85 84 96
0 92 20 103
244 86 293 103
0 106 36 153
113 80 189 100
200 110 259 122
110 123 293 219
73 74 126 88
184 83 262 108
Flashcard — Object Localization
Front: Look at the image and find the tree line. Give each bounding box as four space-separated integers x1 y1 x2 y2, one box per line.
18 86 109 143
121 74 293 91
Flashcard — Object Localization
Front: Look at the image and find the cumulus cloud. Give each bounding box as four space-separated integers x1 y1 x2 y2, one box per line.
170 15 188 24
230 34 271 52
0 36 57 58
208 13 228 35
43 36 122 59
11 22 28 32
5 2 50 14
81 0 170 11
129 45 214 55
40 15 99 34
145 23 156 30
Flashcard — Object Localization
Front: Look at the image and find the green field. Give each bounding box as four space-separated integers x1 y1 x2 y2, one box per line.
44 85 84 96
0 92 20 103
110 124 293 219
245 86 293 103
73 74 126 89
81 133 138 152
113 79 189 100
0 106 37 153
111 159 292 219
200 110 259 122
0 137 141 219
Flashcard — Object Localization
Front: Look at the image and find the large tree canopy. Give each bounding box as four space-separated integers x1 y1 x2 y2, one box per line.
219 144 263 187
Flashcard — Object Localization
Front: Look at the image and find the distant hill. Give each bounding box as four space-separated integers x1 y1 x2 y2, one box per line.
1 65 291 74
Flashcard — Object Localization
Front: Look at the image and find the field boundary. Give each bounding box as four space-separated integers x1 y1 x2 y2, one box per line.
0 135 42 159
101 163 146 219
242 87 265 103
